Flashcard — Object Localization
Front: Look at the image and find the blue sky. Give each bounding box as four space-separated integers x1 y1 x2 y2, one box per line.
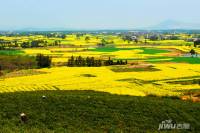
0 0 200 29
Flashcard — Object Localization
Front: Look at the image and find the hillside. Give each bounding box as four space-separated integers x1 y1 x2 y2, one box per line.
0 90 199 132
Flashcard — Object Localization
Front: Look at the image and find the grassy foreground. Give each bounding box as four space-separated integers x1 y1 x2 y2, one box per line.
0 90 199 133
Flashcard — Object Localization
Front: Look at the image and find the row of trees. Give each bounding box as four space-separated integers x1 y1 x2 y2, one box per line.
22 40 62 48
0 39 62 49
33 54 128 68
0 54 128 77
67 56 128 67
104 57 128 66
21 40 48 48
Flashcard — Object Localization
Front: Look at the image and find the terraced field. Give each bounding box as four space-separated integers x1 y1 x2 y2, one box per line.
0 34 200 132
0 63 199 97
0 44 200 98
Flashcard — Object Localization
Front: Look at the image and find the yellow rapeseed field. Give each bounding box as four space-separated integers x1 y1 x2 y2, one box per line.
1 63 199 96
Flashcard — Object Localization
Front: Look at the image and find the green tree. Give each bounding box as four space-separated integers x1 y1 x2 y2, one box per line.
36 54 52 68
85 36 90 42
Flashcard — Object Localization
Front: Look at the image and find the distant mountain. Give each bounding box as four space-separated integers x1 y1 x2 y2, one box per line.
147 20 200 30
1 20 200 31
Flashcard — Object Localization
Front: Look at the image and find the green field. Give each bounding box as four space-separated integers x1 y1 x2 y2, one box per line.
90 47 170 54
0 50 25 55
0 91 199 133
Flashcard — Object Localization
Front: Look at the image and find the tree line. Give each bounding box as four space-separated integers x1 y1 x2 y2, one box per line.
0 54 128 77
37 55 128 68
67 56 128 67
0 39 62 49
